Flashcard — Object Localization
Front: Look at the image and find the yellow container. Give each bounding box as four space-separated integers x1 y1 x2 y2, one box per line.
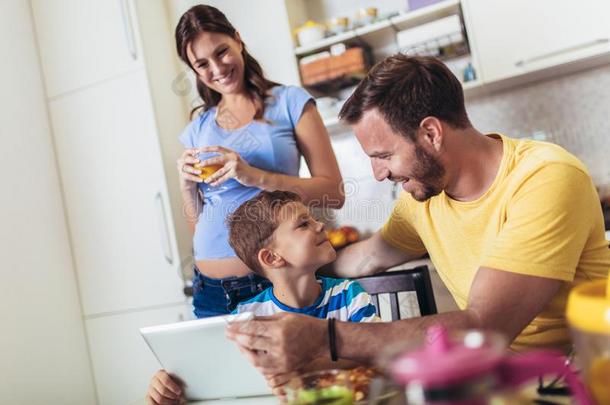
567 278 610 404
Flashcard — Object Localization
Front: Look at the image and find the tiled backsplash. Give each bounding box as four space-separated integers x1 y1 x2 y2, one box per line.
467 64 610 191
325 64 610 231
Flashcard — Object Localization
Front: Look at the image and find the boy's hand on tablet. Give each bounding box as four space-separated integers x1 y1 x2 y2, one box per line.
146 369 185 405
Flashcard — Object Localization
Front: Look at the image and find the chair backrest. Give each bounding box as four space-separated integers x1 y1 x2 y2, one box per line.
356 265 437 321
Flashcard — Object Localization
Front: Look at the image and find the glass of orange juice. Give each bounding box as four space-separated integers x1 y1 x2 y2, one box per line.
196 152 227 197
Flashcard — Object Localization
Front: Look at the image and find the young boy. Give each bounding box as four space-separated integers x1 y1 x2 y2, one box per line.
146 191 378 404
227 190 379 322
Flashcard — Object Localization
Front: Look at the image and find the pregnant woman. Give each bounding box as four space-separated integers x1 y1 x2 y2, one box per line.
175 5 344 319
147 5 344 403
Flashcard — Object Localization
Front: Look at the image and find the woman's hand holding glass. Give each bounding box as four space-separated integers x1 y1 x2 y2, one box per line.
198 145 265 188
196 150 228 198
177 148 205 187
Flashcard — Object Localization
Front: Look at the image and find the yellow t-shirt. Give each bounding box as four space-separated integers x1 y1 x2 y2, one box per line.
381 134 610 352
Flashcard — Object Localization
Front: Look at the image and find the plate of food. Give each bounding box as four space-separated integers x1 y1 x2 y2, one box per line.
285 367 400 405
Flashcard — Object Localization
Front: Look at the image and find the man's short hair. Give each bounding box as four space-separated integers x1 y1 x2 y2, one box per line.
227 190 302 274
339 55 471 141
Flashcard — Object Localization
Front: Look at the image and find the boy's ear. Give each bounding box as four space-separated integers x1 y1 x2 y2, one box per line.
258 248 285 269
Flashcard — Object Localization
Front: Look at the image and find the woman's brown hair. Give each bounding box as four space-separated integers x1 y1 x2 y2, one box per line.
175 5 280 119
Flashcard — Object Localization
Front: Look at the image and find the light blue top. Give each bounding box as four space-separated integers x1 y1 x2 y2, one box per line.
179 85 313 260
233 277 379 323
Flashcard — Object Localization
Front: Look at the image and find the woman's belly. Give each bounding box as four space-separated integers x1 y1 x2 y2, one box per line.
194 186 262 260
196 257 253 279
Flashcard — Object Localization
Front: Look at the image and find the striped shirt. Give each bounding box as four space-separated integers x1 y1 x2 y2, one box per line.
233 277 379 322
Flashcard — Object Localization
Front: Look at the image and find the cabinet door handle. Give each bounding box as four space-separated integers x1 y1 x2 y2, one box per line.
119 0 138 60
155 192 174 265
515 38 609 67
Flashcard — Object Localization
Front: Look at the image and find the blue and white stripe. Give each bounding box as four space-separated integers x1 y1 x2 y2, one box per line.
234 277 379 323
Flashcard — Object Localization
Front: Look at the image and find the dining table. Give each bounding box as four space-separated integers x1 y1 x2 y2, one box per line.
131 381 575 404
131 396 278 405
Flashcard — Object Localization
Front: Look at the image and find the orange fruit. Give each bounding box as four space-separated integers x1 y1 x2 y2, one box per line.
339 226 359 243
329 230 347 248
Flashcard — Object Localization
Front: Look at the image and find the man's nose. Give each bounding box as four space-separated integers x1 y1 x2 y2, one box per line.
372 160 389 182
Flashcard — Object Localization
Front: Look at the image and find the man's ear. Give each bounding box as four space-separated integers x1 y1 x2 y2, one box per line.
258 248 285 270
419 116 443 152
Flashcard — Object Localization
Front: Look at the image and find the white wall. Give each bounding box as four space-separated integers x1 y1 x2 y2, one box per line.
0 1 96 403
466 64 610 190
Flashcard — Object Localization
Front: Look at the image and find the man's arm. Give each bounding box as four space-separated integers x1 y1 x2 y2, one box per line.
227 266 562 374
321 230 423 278
333 266 562 362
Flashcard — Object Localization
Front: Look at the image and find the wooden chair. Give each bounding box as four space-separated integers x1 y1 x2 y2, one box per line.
356 265 438 321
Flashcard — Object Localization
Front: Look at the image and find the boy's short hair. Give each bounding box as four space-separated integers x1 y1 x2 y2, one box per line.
227 190 302 274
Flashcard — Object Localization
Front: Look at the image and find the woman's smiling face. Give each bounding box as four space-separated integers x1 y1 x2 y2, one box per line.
186 31 246 95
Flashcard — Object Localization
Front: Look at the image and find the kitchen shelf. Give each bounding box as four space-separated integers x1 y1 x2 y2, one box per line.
462 79 487 98
304 74 365 93
294 0 461 56
296 31 358 56
390 0 460 31
462 79 482 91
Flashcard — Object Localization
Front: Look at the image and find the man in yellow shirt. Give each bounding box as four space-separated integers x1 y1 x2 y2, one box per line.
227 55 610 376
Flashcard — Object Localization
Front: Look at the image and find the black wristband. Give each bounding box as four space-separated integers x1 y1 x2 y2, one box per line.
328 318 338 362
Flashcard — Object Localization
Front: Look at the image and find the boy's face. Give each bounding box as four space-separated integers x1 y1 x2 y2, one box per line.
269 202 336 271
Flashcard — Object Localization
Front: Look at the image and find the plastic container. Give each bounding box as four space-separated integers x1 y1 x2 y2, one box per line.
567 278 610 405
463 62 476 82
328 17 349 35
388 326 593 404
295 21 326 47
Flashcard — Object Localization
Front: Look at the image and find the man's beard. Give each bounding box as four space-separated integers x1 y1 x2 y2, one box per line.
409 144 445 202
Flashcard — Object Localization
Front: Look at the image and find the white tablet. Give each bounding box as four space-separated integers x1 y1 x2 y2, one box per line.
140 312 270 401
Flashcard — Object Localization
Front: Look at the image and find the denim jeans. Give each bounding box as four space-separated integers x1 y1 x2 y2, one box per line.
191 267 272 318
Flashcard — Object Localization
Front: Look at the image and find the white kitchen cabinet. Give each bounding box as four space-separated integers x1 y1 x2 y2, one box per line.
85 304 193 405
32 1 193 402
462 0 610 83
1 1 96 403
31 0 143 98
48 70 185 316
